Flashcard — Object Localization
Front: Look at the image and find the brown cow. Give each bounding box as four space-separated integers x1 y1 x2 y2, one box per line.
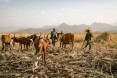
57 33 74 49
28 34 49 68
1 34 11 51
12 36 33 50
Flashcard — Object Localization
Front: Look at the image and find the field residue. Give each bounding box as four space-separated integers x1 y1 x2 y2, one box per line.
0 33 117 78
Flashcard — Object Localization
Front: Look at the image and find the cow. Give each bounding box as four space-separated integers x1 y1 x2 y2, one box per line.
28 34 49 68
12 35 33 51
57 33 74 49
1 34 11 51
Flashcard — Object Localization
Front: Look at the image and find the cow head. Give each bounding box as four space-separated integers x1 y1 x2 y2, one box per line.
46 34 51 44
11 37 17 46
27 34 37 42
43 34 51 45
57 32 63 41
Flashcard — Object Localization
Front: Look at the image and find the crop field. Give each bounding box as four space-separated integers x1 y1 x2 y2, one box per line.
0 32 117 78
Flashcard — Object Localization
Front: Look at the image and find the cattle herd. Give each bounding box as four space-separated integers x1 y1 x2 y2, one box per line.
0 33 74 69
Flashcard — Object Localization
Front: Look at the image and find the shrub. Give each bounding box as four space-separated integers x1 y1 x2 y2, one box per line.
95 32 110 42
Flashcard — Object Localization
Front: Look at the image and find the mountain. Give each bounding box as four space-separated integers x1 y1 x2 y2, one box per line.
17 27 53 33
16 23 88 33
113 23 117 26
0 26 21 33
90 22 113 32
14 23 117 33
108 26 117 33
0 22 117 33
56 23 87 32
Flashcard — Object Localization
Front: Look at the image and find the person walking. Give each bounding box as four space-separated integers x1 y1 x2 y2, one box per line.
50 28 57 46
83 29 93 51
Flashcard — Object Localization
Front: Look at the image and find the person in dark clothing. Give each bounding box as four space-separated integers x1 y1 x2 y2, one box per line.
83 29 93 51
50 28 57 46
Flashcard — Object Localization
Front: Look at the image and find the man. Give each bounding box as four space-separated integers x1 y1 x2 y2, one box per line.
50 28 57 46
83 29 93 51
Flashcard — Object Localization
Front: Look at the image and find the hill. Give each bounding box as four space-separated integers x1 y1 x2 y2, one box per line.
16 23 88 33
16 22 117 33
90 22 113 32
0 22 117 33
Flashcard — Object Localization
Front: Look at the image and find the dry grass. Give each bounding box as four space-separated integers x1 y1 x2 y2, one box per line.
0 32 117 78
95 32 111 42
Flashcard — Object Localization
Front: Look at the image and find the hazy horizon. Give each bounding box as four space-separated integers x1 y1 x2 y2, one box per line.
0 0 117 28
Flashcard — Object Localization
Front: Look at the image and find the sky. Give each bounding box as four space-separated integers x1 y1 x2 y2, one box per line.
0 0 117 28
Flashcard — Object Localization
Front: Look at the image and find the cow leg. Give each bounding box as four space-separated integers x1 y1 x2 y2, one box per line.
34 55 40 69
26 45 28 51
42 52 46 65
21 44 22 50
41 53 44 64
35 49 38 55
13 42 15 47
72 42 74 49
8 43 11 50
44 47 46 64
44 52 46 64
62 44 63 48
24 44 25 50
62 43 64 48
38 47 43 65
60 41 62 48
40 48 44 65
5 43 7 51
19 43 20 50
9 43 12 50
64 44 66 48
34 48 40 66
28 45 29 50
37 55 42 66
27 45 30 51
2 43 4 51
41 51 45 64
34 58 38 69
